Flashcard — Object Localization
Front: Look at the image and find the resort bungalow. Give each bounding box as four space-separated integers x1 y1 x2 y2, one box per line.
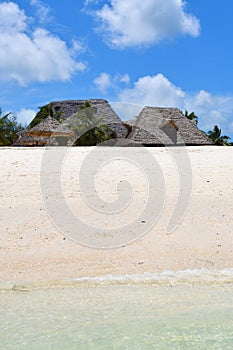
14 116 74 146
14 101 213 147
15 99 128 146
43 99 128 139
127 107 213 146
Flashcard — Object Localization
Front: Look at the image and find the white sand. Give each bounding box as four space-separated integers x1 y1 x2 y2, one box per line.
0 146 233 283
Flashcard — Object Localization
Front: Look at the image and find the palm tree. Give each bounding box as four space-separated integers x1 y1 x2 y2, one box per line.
207 125 231 145
67 102 116 146
28 103 64 129
184 110 198 124
0 108 24 146
0 109 11 145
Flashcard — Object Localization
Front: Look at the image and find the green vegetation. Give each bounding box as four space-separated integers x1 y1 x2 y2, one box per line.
184 110 198 124
28 103 64 129
74 124 116 146
207 125 231 146
67 102 116 146
0 108 24 146
79 101 91 110
28 101 92 130
185 110 232 145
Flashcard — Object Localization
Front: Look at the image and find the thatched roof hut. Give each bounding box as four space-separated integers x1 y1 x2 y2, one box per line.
127 107 213 146
14 116 74 146
47 99 128 138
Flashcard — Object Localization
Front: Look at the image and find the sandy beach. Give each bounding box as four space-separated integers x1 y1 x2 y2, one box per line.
0 146 233 284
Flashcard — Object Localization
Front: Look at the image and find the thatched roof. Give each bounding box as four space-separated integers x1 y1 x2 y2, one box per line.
49 99 128 138
127 107 213 145
26 116 73 137
14 116 74 146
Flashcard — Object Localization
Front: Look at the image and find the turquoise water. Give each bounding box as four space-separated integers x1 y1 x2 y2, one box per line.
1 273 233 349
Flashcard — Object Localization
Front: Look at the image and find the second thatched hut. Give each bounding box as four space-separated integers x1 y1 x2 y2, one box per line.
127 107 213 146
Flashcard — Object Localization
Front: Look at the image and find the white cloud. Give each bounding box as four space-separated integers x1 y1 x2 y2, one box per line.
16 108 36 126
84 0 99 5
111 102 142 121
71 39 87 54
229 122 233 133
119 74 185 107
191 90 213 107
30 0 52 24
0 2 27 33
94 72 130 93
0 2 86 85
94 73 112 93
118 73 233 135
119 73 130 83
184 91 233 131
94 0 200 48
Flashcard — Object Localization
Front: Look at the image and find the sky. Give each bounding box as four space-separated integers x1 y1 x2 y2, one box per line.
1 0 233 138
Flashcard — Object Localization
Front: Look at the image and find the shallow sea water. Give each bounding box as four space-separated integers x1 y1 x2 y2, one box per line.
1 272 233 349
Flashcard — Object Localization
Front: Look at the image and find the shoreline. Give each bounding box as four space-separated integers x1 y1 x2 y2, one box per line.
1 268 233 291
0 146 233 284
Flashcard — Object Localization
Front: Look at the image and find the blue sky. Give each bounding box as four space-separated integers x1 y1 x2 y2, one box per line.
1 0 233 138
